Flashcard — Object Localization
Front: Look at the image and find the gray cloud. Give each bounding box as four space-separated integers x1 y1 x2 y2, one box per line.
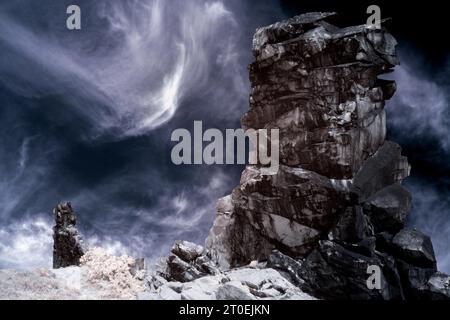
386 52 450 150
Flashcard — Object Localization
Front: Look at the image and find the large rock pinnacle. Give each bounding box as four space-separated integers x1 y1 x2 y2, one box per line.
52 202 85 269
203 13 449 300
206 12 407 269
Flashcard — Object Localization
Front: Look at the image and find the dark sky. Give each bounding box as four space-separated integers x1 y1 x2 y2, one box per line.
281 0 450 67
0 0 449 272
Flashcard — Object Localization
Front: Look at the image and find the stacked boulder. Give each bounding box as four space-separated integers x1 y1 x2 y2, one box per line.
53 202 85 268
204 13 450 300
157 241 220 283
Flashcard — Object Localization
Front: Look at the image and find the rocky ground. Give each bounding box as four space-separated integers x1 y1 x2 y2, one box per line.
0 243 314 300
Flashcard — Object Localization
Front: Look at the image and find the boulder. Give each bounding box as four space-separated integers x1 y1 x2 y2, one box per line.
171 241 204 263
418 272 450 300
206 165 349 268
363 183 412 233
396 260 436 299
328 206 374 244
299 240 404 300
392 229 437 269
266 250 304 285
160 241 219 283
351 142 411 202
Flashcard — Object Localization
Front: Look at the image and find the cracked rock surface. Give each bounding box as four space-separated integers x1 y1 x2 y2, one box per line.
141 265 315 301
53 202 85 269
200 13 450 300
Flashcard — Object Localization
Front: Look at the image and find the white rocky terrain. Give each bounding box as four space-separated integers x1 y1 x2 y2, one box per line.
142 265 315 300
0 246 314 300
0 247 145 300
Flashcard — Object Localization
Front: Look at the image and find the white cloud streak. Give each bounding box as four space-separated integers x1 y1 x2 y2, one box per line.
0 0 248 137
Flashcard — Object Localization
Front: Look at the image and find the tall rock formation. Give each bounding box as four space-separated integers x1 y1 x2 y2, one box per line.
205 13 449 300
53 202 85 269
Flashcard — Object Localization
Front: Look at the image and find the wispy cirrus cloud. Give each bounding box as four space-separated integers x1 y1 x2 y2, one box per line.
0 0 251 138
